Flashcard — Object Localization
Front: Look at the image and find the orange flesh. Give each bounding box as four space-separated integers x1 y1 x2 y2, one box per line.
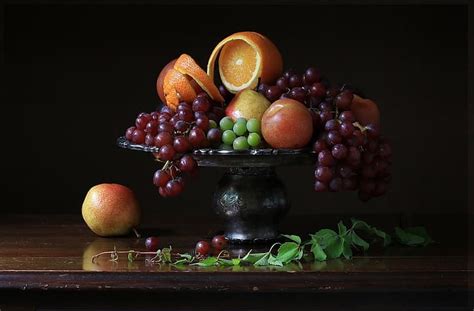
219 40 257 87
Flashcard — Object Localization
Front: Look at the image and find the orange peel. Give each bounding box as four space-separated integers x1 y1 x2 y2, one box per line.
173 54 224 103
163 68 197 111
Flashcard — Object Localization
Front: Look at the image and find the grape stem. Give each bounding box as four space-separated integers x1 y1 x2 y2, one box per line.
352 122 366 132
132 228 141 238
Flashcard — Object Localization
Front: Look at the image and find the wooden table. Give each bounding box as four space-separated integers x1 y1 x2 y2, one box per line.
0 214 472 310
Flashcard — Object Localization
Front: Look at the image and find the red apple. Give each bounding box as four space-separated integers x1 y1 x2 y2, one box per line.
351 94 380 126
261 98 313 149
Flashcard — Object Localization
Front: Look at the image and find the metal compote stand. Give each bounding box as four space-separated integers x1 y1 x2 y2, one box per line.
117 136 314 244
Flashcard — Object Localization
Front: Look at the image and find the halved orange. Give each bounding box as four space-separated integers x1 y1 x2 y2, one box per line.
207 32 283 94
174 54 224 103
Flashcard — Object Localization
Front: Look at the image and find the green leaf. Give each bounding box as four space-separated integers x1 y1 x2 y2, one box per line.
342 238 353 259
311 242 327 261
275 242 299 264
162 247 172 263
395 227 426 246
241 251 268 264
373 228 392 246
193 256 218 267
351 218 391 246
351 231 370 251
281 234 302 245
338 221 348 236
267 255 283 267
254 253 271 266
296 248 304 261
311 229 338 248
172 253 194 265
232 258 241 266
350 218 371 231
324 237 344 259
404 227 433 246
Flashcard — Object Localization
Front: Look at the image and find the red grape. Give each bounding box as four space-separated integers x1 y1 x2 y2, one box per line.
145 237 160 252
173 136 192 153
125 126 136 141
178 155 197 172
288 74 303 88
314 180 328 192
196 116 209 131
195 240 211 256
165 179 184 197
192 96 211 112
132 129 146 144
188 127 206 148
154 132 173 147
145 133 155 146
153 169 171 187
211 235 228 251
315 166 333 183
304 67 321 85
266 86 282 102
158 144 176 161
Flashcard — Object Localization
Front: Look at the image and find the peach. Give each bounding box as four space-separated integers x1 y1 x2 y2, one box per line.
82 183 140 237
351 94 380 126
261 98 313 149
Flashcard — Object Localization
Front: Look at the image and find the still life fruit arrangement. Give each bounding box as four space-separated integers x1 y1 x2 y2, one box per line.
123 31 392 201
84 31 431 268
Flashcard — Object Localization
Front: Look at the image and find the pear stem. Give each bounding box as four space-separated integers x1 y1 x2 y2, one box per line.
132 228 141 238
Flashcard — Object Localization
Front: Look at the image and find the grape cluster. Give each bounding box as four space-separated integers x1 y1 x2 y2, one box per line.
219 117 262 150
124 93 224 197
258 67 327 108
260 67 392 201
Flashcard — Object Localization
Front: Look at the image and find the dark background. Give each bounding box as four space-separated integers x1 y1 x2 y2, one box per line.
3 4 468 221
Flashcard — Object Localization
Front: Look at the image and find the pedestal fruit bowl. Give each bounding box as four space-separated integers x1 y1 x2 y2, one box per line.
119 31 392 243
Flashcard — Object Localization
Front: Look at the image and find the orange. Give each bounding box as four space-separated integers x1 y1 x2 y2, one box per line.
156 59 177 104
207 32 283 94
173 54 224 103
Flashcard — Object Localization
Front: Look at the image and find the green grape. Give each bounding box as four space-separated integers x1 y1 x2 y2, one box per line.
209 120 218 129
219 117 234 131
235 117 247 124
233 121 247 136
219 143 233 150
222 130 236 145
247 133 261 147
246 118 261 133
233 136 249 150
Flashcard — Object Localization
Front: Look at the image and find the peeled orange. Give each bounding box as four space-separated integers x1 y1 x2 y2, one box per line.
207 32 283 94
156 59 177 104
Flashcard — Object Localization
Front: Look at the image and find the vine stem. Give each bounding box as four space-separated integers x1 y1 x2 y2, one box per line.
91 250 181 263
